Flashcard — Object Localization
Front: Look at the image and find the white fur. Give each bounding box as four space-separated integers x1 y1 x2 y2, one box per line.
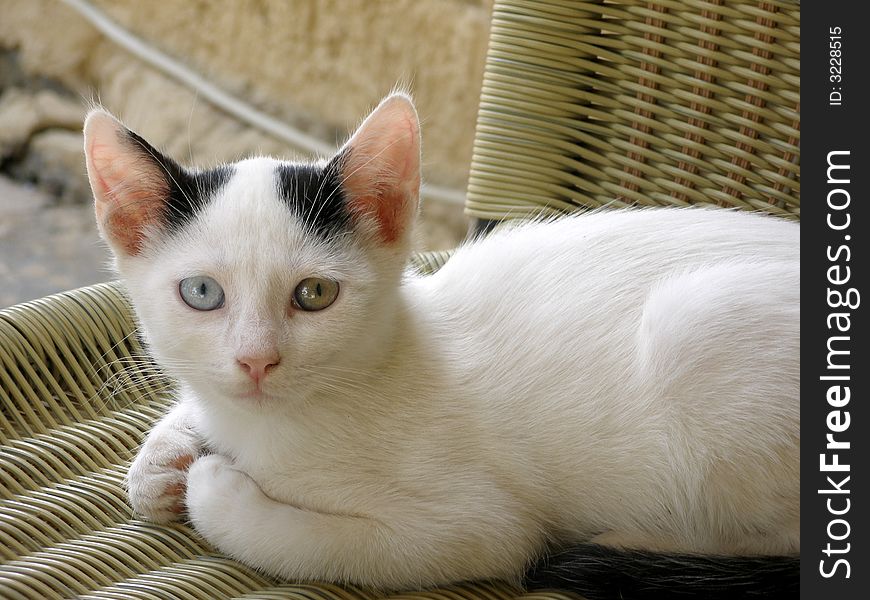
120 197 799 588
86 93 798 589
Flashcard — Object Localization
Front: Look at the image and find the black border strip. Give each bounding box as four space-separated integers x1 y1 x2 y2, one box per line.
802 2 868 598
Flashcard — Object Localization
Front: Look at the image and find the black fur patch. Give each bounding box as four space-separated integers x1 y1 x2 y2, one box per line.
124 129 233 231
275 157 351 238
524 543 799 600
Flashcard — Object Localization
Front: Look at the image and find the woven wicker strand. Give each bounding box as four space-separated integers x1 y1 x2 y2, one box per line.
466 0 799 222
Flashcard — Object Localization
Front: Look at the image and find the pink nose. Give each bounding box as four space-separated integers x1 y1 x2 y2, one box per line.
236 353 280 383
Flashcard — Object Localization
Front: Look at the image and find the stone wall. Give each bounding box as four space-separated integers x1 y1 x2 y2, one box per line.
0 0 492 249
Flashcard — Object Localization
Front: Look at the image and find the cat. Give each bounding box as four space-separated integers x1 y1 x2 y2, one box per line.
83 93 800 598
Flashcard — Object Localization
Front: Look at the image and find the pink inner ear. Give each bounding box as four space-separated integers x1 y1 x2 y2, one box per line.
84 111 169 255
98 185 167 255
339 95 421 244
349 187 413 245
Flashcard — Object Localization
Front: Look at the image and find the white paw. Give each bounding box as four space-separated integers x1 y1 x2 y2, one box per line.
126 429 199 523
186 454 261 540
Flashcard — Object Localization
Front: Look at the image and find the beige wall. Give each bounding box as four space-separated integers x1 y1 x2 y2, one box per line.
1 0 491 188
1 0 492 250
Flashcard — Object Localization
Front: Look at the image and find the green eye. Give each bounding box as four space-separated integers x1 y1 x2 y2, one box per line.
293 278 339 311
179 276 224 311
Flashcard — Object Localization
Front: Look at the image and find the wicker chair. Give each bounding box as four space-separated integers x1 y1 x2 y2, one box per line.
0 1 799 598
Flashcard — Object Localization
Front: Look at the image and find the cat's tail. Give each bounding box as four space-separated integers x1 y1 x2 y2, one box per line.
524 543 799 600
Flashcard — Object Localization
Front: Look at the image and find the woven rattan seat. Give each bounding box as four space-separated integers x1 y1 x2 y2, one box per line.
2 1 798 597
466 0 799 223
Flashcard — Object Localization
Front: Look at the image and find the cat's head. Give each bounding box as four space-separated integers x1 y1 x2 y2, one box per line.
84 94 421 411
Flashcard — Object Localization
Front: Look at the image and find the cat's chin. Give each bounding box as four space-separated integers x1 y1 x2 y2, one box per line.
181 375 308 413
224 383 285 406
236 389 278 404
188 381 286 411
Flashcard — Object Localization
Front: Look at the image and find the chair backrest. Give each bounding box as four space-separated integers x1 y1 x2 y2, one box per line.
464 0 799 224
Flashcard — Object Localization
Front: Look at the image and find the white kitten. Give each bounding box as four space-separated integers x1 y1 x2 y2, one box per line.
84 94 799 597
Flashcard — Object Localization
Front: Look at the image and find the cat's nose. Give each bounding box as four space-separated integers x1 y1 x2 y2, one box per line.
236 352 281 384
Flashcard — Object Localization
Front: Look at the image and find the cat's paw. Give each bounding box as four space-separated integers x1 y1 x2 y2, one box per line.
126 431 199 523
186 454 262 538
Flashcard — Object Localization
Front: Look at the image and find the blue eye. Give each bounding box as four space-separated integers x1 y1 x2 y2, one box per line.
179 276 224 311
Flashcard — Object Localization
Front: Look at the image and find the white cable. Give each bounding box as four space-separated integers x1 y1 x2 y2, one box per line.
59 0 467 207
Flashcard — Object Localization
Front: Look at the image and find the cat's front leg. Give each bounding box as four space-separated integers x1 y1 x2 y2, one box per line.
186 454 534 588
186 455 398 585
185 454 264 541
126 399 201 523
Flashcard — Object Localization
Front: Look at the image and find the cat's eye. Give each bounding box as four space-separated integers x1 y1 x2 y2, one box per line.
293 278 339 311
179 276 225 311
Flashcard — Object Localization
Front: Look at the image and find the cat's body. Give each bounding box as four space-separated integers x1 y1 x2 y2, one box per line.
84 95 799 596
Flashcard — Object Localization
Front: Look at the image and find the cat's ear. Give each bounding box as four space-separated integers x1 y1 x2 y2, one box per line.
83 109 177 256
333 94 421 245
